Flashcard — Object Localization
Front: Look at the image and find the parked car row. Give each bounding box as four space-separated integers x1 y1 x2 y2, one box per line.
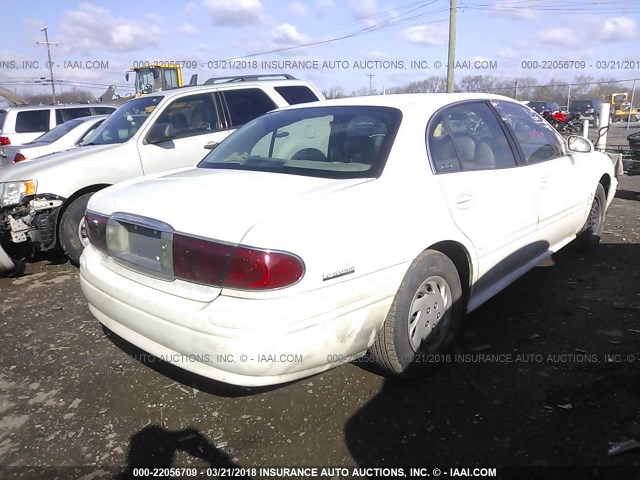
0 78 618 387
0 103 116 151
0 115 108 167
0 76 324 269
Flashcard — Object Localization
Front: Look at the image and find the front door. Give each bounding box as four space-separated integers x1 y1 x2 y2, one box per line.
138 92 231 175
429 101 540 303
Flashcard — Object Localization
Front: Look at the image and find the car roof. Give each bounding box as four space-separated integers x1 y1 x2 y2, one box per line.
2 103 117 111
141 79 320 101
276 92 520 113
69 114 110 122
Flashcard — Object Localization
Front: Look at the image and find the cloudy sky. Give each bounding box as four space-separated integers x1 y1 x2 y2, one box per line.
1 0 639 100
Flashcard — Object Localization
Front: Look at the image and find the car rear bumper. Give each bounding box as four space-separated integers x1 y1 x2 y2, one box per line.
80 246 404 386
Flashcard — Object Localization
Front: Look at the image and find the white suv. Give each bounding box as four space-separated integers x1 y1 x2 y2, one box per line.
0 104 117 150
0 76 324 274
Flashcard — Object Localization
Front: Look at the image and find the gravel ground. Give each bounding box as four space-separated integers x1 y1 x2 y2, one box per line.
0 175 639 480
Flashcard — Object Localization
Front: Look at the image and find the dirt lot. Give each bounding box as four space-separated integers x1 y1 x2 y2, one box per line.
0 175 639 479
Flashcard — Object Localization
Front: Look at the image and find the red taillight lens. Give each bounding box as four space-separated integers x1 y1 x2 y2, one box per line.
224 246 305 290
172 234 233 286
0 136 10 146
85 211 108 253
171 234 304 290
13 153 27 163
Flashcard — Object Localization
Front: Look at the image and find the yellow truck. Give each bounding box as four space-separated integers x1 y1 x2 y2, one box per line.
610 92 638 122
125 63 185 96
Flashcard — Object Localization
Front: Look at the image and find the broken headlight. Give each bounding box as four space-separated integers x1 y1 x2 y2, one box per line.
0 180 37 208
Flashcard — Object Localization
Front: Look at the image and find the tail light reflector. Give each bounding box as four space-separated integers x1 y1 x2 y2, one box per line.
13 153 27 163
85 211 108 254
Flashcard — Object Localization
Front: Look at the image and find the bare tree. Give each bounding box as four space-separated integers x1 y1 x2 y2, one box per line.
322 85 346 99
20 87 96 105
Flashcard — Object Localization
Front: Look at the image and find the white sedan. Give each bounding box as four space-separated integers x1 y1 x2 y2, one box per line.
0 115 108 167
79 93 617 386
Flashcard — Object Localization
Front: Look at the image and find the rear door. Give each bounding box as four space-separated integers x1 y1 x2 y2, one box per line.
429 101 540 301
137 92 231 175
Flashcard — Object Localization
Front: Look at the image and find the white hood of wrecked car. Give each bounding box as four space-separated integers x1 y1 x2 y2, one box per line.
0 143 138 199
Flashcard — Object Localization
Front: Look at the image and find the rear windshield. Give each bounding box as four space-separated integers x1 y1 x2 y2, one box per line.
30 118 84 143
198 106 402 179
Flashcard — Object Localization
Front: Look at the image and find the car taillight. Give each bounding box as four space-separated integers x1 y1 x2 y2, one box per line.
0 136 10 145
13 153 27 163
224 246 305 290
172 234 304 290
85 211 108 253
172 234 233 286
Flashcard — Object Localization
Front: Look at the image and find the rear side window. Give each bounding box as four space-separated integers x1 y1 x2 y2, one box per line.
59 107 92 122
16 110 50 133
428 102 517 173
0 110 7 130
93 107 116 115
274 86 320 105
223 88 277 128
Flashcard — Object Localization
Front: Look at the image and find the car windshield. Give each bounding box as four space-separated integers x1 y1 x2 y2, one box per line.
28 118 84 143
198 106 402 179
83 96 163 145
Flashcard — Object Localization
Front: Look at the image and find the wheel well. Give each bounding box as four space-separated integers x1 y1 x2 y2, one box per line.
55 184 110 241
599 174 611 197
428 241 472 306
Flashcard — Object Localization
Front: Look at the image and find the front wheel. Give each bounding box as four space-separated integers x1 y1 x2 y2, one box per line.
371 250 463 378
573 184 606 252
59 193 96 266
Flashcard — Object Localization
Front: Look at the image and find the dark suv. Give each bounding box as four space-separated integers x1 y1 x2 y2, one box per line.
569 99 603 126
529 101 561 114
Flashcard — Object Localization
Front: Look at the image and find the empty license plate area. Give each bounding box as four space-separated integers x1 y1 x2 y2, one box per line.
106 215 174 278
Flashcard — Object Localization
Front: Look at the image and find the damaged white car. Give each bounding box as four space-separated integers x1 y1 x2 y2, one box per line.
79 94 617 386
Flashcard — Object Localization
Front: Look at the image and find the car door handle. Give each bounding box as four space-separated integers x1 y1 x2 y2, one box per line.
456 193 473 209
539 177 550 188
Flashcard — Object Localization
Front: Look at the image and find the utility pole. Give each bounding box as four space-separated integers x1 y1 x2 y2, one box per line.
514 79 518 100
366 73 376 95
446 0 457 93
37 27 58 104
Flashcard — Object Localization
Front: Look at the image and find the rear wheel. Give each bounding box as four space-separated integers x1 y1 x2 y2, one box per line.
574 184 606 252
59 193 95 266
371 250 463 378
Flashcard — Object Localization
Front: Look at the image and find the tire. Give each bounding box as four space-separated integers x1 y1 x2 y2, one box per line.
574 183 606 252
0 258 26 278
371 250 463 378
59 192 95 266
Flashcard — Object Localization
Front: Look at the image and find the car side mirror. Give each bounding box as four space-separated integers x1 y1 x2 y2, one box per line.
204 141 219 150
146 123 175 144
566 135 593 153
